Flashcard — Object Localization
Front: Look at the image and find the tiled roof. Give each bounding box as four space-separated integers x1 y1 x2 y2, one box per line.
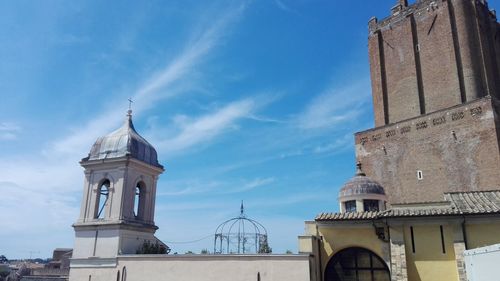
446 190 500 214
316 211 379 221
379 207 458 218
316 190 500 221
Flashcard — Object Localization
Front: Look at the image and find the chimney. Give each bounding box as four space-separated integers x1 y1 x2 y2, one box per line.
391 0 408 15
368 17 378 33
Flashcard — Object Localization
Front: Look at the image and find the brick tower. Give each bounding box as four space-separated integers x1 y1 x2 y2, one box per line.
356 0 500 204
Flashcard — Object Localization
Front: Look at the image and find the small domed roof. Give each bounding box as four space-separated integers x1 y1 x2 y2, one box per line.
339 162 385 198
84 110 162 168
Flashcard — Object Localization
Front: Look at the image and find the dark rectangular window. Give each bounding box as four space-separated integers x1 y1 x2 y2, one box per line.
363 200 380 212
92 230 99 256
344 200 356 212
440 225 446 254
410 226 416 253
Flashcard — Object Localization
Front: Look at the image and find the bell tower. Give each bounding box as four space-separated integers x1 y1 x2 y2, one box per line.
72 110 165 258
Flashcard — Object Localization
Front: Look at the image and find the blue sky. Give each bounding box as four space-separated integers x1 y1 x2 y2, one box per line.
2 0 499 259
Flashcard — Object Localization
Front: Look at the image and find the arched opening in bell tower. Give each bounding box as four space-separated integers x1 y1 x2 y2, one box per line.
95 179 110 219
133 182 146 220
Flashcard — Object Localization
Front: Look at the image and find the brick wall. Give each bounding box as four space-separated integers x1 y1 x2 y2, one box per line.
355 97 500 204
368 0 500 127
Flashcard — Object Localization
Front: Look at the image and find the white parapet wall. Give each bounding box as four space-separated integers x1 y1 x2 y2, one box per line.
70 254 314 281
464 243 500 281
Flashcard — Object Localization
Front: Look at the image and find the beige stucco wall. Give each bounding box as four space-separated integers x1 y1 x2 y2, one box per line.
69 254 313 281
403 224 459 281
73 228 156 258
466 222 500 250
317 223 389 272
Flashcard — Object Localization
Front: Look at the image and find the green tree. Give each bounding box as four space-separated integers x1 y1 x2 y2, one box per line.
136 241 169 254
258 242 272 254
0 268 10 279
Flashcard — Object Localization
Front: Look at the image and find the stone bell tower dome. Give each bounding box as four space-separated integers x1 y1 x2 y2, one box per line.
87 110 162 168
72 110 165 259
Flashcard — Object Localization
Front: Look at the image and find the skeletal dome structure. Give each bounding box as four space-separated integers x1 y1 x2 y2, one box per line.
214 202 271 254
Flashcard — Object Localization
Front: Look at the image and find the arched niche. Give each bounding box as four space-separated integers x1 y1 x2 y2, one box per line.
324 247 390 281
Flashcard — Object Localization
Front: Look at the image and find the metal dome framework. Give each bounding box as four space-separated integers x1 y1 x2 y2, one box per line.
214 202 270 254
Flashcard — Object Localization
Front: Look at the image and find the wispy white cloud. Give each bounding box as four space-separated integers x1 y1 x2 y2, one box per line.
0 3 249 258
50 2 248 160
0 157 82 192
241 177 275 191
297 79 370 130
156 201 228 213
155 98 257 155
279 150 303 159
133 2 248 108
0 122 21 141
157 180 222 197
0 181 78 256
157 190 325 213
313 133 352 154
190 79 371 176
273 0 299 15
0 181 77 231
158 176 274 197
0 122 21 131
56 33 90 46
225 177 276 193
249 192 328 208
247 114 285 124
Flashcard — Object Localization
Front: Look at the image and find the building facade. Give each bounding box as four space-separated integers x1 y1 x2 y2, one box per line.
369 0 500 126
358 0 500 204
297 1 500 281
299 170 500 281
68 1 500 281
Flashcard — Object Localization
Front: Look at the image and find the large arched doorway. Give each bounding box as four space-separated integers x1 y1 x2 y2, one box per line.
325 247 390 281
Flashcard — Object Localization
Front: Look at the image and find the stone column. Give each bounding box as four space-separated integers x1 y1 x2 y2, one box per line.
452 223 467 281
389 227 408 281
356 200 364 212
453 242 466 281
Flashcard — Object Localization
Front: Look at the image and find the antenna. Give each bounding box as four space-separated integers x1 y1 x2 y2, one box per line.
128 97 133 111
127 98 133 117
27 250 40 260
